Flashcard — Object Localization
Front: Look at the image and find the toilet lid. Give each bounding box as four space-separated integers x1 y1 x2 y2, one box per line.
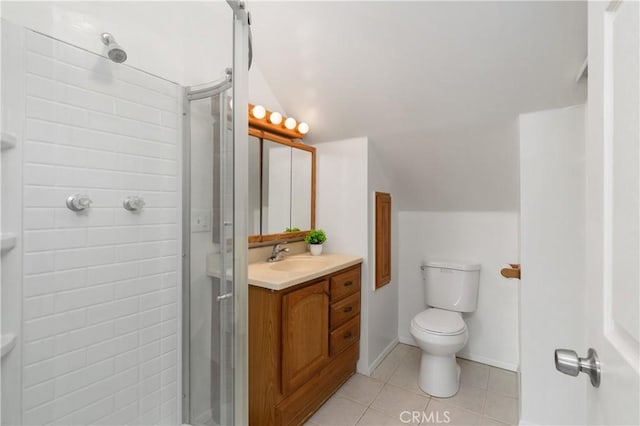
413 308 466 335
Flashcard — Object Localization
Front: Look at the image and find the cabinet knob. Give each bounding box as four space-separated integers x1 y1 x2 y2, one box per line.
343 331 352 339
343 281 353 287
343 306 353 313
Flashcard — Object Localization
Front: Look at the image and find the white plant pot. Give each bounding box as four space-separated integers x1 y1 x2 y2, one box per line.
310 244 323 256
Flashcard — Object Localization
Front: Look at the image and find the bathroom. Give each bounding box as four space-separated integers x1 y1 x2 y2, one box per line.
0 1 638 426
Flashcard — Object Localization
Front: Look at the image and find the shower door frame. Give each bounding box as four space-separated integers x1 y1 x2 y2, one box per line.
180 2 249 424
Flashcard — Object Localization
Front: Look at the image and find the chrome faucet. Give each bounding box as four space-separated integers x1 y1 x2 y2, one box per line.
267 243 289 262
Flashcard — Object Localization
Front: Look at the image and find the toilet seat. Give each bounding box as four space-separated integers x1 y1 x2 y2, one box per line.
412 308 466 336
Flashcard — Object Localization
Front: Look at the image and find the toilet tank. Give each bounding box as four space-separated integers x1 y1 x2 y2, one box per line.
422 260 480 312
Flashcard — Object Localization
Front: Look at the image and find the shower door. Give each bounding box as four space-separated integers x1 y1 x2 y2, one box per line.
182 4 249 425
183 87 235 426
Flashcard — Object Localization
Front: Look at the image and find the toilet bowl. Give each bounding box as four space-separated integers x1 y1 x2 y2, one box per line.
410 308 468 397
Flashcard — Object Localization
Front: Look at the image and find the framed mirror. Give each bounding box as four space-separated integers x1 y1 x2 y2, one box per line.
248 128 315 243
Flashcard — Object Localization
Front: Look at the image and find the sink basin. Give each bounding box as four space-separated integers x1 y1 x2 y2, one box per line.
269 257 329 273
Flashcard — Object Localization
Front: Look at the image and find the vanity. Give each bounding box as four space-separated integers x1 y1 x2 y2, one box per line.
248 254 362 426
246 105 362 425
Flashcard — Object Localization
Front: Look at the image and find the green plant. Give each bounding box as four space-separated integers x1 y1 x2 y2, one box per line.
304 229 327 245
284 227 300 233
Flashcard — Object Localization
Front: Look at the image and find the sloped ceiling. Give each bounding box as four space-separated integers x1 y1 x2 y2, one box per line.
249 1 587 211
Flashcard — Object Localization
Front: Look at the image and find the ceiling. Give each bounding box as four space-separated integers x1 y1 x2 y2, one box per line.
249 1 587 211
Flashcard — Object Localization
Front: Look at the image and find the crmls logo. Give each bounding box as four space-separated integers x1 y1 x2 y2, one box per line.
400 410 451 424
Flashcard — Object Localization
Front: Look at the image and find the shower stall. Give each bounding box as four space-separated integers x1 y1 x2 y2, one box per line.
0 2 249 425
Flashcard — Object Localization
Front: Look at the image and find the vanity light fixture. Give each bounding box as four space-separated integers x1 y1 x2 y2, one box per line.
252 104 266 119
284 117 297 130
298 122 309 135
248 104 309 140
268 111 282 125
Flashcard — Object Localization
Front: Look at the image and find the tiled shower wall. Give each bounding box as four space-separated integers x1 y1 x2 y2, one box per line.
17 29 180 425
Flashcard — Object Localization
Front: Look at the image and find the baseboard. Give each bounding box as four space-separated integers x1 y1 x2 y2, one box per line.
359 337 399 376
518 420 539 426
457 352 519 372
398 335 518 372
398 334 416 346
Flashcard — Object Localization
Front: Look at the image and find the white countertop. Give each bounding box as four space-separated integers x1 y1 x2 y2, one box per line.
248 252 363 291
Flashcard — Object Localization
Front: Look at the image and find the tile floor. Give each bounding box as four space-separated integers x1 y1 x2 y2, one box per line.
306 344 518 426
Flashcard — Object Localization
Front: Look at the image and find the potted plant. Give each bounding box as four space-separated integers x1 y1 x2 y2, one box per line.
304 229 327 256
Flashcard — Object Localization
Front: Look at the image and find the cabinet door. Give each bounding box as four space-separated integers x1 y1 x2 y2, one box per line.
282 280 330 395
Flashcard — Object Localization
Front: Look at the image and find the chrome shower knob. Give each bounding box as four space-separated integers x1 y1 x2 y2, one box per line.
123 195 146 212
66 194 93 212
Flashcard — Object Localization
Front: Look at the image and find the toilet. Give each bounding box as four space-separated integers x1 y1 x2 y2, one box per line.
410 260 480 398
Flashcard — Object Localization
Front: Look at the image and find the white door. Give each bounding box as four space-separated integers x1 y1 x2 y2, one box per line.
584 1 639 424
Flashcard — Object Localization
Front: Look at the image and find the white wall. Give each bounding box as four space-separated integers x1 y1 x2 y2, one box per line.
519 105 586 425
2 25 180 425
0 1 233 87
398 211 520 371
316 136 399 374
366 143 399 371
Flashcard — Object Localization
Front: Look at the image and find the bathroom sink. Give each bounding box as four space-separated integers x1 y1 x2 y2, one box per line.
268 257 329 273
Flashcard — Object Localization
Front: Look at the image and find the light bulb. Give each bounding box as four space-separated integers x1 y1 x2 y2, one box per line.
284 117 297 130
269 111 282 125
298 122 309 134
252 105 266 119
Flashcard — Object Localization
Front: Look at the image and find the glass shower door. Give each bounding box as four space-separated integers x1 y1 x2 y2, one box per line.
184 88 235 426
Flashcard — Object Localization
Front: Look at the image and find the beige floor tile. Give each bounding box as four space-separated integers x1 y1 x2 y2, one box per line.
435 383 486 414
338 374 385 406
390 344 412 358
370 384 430 421
459 359 490 389
423 400 480 426
303 421 318 426
356 408 405 426
479 416 510 426
483 393 518 425
487 368 518 398
388 361 426 396
309 395 368 426
372 358 400 383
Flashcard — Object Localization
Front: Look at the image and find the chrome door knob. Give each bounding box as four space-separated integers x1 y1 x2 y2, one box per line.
554 348 601 387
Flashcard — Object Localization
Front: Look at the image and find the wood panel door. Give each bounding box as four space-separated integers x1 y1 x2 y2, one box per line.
281 280 330 395
375 192 391 288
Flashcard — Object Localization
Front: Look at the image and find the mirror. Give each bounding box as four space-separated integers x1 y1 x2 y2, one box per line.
248 129 315 243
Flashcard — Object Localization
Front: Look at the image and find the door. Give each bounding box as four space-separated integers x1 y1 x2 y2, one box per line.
585 1 639 423
281 280 330 394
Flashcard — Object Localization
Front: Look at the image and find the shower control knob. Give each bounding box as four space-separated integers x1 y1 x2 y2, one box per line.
123 196 146 212
66 194 93 212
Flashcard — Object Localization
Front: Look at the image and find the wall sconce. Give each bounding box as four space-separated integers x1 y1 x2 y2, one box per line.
268 111 282 125
298 122 309 135
251 104 266 119
284 117 297 130
248 104 310 140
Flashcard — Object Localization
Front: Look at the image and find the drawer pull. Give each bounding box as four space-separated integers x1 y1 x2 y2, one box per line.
343 306 353 313
343 281 353 287
343 331 352 339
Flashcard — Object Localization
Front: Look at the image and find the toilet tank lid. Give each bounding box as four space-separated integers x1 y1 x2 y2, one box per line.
424 260 481 271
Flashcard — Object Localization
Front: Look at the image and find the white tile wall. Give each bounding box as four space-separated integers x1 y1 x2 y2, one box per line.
20 30 180 425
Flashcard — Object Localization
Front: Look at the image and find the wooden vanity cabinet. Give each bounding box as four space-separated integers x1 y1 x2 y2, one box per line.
249 263 362 426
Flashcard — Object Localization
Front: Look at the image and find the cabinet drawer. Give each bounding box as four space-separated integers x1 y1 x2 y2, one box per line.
330 316 360 357
330 291 360 330
330 267 360 301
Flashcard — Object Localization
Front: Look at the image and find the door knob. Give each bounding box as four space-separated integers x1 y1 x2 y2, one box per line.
554 348 601 387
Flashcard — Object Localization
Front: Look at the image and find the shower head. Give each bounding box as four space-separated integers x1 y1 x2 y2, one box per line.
101 32 127 63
